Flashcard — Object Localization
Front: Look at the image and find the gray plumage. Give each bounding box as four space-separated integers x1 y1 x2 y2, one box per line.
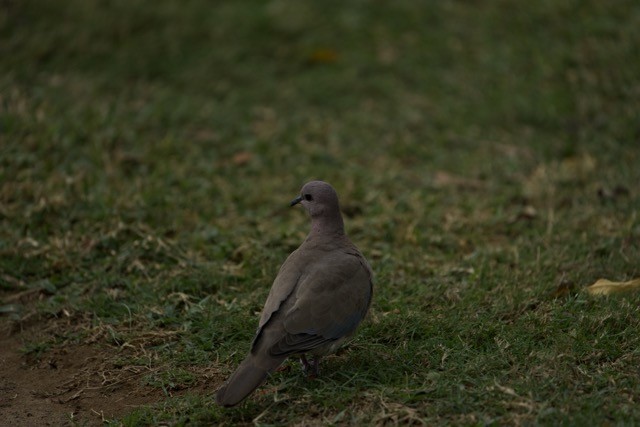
216 181 373 407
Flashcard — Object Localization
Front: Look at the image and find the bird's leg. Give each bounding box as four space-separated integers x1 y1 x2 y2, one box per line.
300 354 311 373
309 357 320 378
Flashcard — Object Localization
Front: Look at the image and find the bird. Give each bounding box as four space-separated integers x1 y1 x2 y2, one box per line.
215 180 373 407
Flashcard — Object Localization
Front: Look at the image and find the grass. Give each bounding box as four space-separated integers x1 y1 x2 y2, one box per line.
1 0 640 424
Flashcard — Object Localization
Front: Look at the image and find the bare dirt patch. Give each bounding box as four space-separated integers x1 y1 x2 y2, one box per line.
0 321 164 426
0 283 225 425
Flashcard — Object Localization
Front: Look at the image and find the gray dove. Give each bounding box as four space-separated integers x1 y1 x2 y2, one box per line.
215 180 373 407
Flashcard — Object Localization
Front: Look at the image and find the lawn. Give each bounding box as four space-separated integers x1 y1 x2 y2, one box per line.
1 0 639 425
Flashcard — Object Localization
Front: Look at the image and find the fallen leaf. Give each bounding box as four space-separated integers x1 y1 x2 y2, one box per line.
308 48 339 64
232 151 253 166
586 278 640 296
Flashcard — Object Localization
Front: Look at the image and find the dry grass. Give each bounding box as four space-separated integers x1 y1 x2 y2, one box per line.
1 0 640 425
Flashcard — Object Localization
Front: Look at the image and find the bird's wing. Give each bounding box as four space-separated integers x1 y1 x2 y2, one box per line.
257 248 306 330
268 249 373 356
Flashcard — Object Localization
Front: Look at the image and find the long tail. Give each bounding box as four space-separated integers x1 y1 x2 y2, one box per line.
216 353 285 407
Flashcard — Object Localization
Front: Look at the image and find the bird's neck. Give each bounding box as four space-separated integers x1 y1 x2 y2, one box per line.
309 213 345 237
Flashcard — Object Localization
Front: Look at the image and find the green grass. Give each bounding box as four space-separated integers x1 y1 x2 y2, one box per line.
2 0 640 424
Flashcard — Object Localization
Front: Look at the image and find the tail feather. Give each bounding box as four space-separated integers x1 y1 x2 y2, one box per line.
216 354 285 407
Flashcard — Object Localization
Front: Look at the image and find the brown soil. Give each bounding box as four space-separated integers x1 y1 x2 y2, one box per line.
0 323 164 426
0 283 225 426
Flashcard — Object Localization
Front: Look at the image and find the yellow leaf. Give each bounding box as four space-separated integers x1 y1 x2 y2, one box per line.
586 278 640 296
308 48 339 64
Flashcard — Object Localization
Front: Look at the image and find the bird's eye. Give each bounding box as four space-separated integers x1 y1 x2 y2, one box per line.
304 194 313 201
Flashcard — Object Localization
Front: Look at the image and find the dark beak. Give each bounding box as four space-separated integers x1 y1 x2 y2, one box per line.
290 195 303 206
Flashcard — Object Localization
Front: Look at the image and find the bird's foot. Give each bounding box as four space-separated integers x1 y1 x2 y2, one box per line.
300 355 320 378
